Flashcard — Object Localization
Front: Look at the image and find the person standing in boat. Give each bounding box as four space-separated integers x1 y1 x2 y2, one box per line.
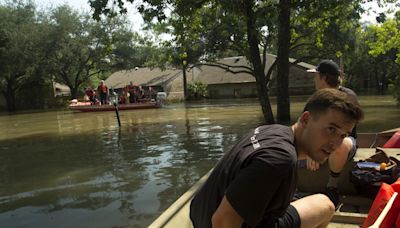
97 80 109 105
148 86 157 101
190 89 364 228
137 86 145 101
118 93 126 104
126 82 138 103
302 59 359 207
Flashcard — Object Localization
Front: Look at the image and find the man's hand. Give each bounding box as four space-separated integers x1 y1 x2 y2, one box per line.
306 157 322 171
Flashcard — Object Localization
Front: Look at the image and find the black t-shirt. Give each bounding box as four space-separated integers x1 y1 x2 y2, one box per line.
190 124 297 228
339 86 358 139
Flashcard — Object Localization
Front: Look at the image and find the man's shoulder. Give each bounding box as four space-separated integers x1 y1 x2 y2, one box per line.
339 86 358 101
254 124 296 157
257 124 293 139
339 86 357 95
257 124 291 132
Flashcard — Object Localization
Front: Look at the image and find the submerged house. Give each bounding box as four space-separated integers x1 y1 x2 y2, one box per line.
105 54 316 101
192 54 315 99
53 82 71 97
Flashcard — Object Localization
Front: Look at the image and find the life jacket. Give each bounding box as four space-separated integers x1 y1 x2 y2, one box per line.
383 131 400 148
362 178 400 227
98 85 108 94
85 89 94 97
129 87 136 94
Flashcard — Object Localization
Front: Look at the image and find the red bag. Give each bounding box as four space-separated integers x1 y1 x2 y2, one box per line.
362 178 400 227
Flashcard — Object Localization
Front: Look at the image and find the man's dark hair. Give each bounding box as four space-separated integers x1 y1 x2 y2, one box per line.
303 88 364 123
316 60 341 87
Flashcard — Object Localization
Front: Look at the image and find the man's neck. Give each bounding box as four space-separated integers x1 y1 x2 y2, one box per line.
319 82 339 90
291 123 307 160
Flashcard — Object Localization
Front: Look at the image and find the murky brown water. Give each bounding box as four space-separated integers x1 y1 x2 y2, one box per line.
0 96 399 228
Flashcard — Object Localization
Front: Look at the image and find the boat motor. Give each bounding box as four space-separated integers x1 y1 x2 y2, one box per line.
156 92 167 106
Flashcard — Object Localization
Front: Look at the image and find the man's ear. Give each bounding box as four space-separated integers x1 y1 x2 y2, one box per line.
321 75 328 83
300 111 311 126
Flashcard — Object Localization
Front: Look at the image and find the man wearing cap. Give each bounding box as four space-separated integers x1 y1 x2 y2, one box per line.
303 59 359 207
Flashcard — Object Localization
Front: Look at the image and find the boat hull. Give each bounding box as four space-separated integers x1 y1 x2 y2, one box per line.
69 102 161 112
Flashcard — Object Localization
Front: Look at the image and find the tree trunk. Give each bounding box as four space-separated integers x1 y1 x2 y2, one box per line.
4 83 17 112
244 0 274 124
276 0 291 124
70 87 78 100
182 65 188 100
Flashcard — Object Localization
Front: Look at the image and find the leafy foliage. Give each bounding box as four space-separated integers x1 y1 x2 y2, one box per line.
365 16 400 102
0 1 158 111
290 0 363 62
1 0 398 112
366 19 400 64
0 1 42 111
89 0 372 124
188 81 208 99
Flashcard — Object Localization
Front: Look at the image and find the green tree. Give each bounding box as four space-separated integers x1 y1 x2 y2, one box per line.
367 19 400 64
90 0 277 123
41 6 107 99
88 0 376 123
42 5 138 99
365 16 400 102
111 30 161 70
0 1 41 111
142 9 212 100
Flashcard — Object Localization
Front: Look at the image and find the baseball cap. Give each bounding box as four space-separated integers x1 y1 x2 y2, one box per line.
306 60 340 76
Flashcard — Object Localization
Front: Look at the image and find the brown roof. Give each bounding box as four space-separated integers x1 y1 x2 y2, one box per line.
192 54 314 85
105 55 315 89
105 68 182 89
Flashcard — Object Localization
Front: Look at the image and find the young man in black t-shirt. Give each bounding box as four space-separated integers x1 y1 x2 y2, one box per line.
190 89 364 228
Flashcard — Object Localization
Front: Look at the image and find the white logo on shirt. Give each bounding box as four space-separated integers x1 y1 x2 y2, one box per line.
251 127 260 149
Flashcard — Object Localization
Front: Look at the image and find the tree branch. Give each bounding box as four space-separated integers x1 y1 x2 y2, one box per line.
191 62 254 76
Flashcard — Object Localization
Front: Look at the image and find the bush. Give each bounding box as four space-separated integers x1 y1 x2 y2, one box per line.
188 81 208 99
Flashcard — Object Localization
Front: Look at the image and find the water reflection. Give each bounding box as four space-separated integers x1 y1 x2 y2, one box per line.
0 96 399 227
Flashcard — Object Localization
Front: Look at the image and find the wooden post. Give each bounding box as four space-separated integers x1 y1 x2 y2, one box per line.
113 102 121 127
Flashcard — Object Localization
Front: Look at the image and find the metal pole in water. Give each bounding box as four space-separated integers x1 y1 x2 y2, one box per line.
113 102 121 127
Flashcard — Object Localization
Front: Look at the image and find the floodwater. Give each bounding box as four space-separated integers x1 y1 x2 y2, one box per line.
0 96 399 228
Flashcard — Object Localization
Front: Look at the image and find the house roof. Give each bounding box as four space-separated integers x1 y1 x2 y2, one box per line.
53 82 71 97
192 56 256 84
105 68 182 89
192 54 315 85
105 54 316 89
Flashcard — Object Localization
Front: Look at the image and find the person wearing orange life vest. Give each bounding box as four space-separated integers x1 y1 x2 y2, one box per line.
97 80 109 105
